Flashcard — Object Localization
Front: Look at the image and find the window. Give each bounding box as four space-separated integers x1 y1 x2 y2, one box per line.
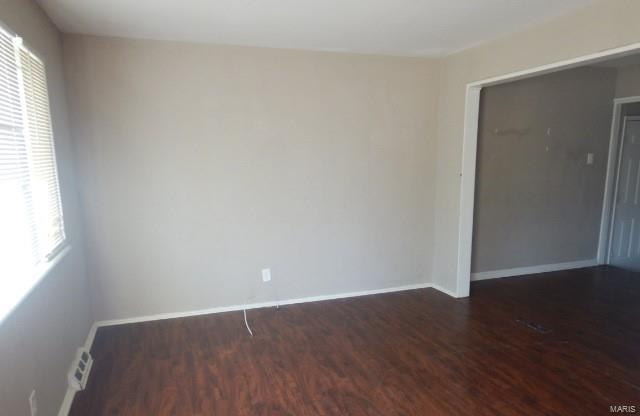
0 25 66 318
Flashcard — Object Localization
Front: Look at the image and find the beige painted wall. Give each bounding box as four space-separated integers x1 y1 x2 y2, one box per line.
472 67 616 273
0 1 92 415
433 0 640 294
63 35 440 321
0 0 637 412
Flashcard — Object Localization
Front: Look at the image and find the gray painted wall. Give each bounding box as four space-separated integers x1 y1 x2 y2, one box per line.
619 102 640 119
472 67 617 273
0 1 93 415
615 64 640 98
62 35 440 321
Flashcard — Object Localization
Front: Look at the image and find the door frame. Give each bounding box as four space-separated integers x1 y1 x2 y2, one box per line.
600 112 640 263
455 42 640 298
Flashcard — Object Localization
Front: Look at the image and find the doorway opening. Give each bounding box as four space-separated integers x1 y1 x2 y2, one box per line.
457 44 640 297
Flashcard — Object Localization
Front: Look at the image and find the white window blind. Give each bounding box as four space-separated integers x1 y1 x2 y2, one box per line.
0 24 65 317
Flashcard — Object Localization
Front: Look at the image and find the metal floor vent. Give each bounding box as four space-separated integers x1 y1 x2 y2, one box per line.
68 347 93 392
516 318 551 334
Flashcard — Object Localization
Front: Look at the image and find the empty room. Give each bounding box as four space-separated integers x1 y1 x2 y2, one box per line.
1 0 639 415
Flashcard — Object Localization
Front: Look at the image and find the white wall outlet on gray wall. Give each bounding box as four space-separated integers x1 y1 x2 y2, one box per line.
262 268 271 282
587 153 594 165
29 390 37 416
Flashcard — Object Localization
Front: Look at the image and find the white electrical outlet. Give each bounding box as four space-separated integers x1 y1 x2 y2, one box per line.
262 268 271 282
587 153 594 165
29 390 37 416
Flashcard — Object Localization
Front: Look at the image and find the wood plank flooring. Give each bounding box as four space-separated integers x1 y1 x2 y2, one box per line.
69 266 640 415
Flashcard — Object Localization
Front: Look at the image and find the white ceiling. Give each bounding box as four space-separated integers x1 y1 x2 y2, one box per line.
37 0 594 57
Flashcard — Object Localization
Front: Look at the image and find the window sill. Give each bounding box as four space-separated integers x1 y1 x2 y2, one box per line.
0 244 72 325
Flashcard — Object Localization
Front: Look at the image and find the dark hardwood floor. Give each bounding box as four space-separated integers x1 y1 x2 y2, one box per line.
70 266 640 415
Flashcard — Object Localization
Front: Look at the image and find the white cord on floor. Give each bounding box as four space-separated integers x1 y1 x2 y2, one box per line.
243 308 253 337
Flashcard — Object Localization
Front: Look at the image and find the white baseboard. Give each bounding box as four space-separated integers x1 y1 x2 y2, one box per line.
57 321 99 416
95 282 436 328
470 259 598 281
57 388 74 416
432 283 459 298
58 280 449 415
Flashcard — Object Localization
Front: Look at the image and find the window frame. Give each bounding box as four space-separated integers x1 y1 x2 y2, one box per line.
0 21 71 323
